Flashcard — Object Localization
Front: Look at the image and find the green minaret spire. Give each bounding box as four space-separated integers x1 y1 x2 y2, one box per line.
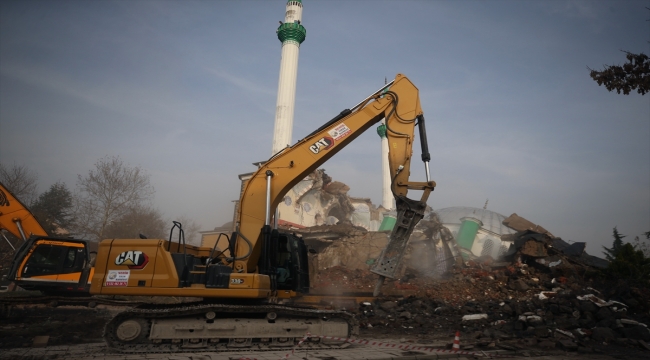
377 123 387 139
276 0 306 46
277 23 306 45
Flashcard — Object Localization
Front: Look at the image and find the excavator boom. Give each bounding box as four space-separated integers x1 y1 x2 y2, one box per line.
0 181 48 242
235 74 435 275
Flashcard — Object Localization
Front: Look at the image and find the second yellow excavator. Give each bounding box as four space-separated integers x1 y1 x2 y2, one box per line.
1 182 95 294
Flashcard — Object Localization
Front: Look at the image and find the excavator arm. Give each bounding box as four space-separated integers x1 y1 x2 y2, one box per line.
0 181 48 245
235 74 436 278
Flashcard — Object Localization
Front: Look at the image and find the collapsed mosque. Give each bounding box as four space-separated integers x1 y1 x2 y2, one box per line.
200 169 606 284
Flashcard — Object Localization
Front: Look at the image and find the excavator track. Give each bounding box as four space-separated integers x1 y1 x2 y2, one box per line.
0 295 142 310
104 303 358 353
0 295 144 320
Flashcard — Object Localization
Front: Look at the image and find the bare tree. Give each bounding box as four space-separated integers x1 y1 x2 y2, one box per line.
0 162 39 205
633 235 650 258
73 156 154 240
103 205 167 240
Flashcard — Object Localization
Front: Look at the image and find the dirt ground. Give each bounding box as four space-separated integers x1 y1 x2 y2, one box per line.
1 267 649 360
0 304 113 348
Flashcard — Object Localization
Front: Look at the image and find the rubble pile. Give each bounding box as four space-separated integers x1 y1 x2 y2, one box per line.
292 224 391 276
310 227 650 354
276 169 387 230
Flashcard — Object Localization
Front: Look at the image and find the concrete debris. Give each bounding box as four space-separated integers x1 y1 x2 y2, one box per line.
537 291 557 300
551 238 609 269
294 223 368 240
276 169 386 230
502 213 554 237
311 238 650 353
577 294 628 308
535 255 563 268
621 319 647 327
499 213 608 271
520 240 548 258
303 230 388 274
500 229 610 280
462 314 488 321
260 175 649 354
555 329 575 339
277 174 610 284
562 242 586 257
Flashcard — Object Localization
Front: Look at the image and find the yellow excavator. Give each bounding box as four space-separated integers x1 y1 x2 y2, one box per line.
7 74 436 352
1 182 95 294
0 183 48 242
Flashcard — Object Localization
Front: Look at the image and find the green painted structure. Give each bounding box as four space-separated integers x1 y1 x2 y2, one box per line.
456 217 483 250
378 214 396 231
277 22 306 45
376 123 387 138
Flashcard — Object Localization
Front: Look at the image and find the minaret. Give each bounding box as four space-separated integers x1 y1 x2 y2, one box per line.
377 122 393 209
271 0 307 154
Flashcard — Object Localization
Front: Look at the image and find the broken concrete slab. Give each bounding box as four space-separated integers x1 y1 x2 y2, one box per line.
562 242 586 257
509 279 529 291
502 213 553 237
520 240 548 258
461 314 488 321
577 294 628 308
535 255 563 268
304 231 388 271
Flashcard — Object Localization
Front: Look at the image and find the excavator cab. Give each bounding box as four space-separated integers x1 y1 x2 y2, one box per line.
255 225 310 295
22 243 84 276
6 236 94 294
273 231 309 292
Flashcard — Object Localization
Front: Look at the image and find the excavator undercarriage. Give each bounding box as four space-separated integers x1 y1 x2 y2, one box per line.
104 303 357 353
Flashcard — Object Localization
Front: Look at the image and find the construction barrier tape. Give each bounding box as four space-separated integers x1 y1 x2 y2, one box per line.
237 333 311 360
281 333 309 359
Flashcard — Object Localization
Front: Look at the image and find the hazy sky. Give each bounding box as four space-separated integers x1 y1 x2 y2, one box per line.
1 0 648 254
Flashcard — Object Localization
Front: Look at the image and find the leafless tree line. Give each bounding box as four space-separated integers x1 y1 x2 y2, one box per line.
0 157 202 244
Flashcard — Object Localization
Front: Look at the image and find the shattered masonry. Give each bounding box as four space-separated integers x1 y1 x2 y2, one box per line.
203 169 611 281
276 169 387 230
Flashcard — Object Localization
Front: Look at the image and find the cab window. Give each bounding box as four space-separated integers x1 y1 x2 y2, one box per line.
23 245 84 276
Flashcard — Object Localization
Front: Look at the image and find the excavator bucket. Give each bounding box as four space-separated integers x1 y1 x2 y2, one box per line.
370 196 427 281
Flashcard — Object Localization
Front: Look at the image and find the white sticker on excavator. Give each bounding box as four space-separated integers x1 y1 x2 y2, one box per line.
105 270 130 286
328 123 351 140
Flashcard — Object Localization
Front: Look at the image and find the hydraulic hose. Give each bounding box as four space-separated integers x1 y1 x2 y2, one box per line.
227 229 253 262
